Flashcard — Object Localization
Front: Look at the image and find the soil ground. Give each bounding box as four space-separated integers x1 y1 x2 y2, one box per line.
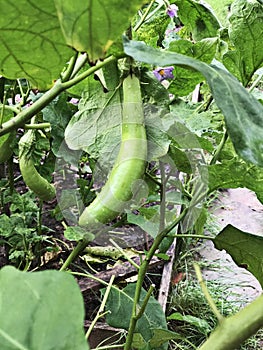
198 188 263 305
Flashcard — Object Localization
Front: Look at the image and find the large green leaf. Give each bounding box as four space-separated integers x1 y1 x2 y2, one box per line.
0 266 89 350
214 225 263 287
105 283 168 349
168 38 218 96
206 159 263 203
223 0 263 86
123 38 263 167
173 0 220 41
202 0 234 27
0 0 72 90
54 0 146 61
65 61 122 168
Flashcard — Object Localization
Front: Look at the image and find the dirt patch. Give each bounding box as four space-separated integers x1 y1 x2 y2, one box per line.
198 188 262 305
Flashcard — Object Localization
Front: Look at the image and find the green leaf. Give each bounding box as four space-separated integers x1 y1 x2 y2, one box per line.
168 38 218 97
0 266 89 350
141 72 170 106
65 62 121 167
132 333 147 348
134 9 170 49
9 192 39 225
0 132 15 163
173 0 220 41
169 100 223 138
56 189 84 225
105 283 168 349
169 101 221 153
54 0 145 61
123 38 263 166
168 142 193 174
64 226 94 242
149 329 183 347
0 214 13 237
193 206 208 236
145 112 171 161
167 312 211 334
203 0 234 27
0 0 72 89
42 93 75 156
214 224 263 287
223 0 263 86
127 212 159 238
206 159 263 204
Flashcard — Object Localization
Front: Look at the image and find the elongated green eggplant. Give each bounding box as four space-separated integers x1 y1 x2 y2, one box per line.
78 74 147 227
19 157 56 201
19 129 56 202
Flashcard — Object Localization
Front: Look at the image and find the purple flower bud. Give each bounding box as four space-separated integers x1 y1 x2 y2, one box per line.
153 66 175 82
166 4 178 18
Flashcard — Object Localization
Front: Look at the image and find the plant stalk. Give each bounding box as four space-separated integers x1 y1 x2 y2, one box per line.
124 208 188 350
0 54 125 136
24 123 50 130
60 238 91 271
0 80 64 136
135 284 155 319
7 157 14 194
159 161 167 233
210 129 228 165
61 51 80 82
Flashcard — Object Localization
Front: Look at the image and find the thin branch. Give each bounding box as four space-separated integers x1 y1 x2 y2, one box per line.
135 284 155 319
0 103 20 117
133 0 155 32
61 51 80 82
85 275 115 340
159 160 167 233
194 263 224 323
109 239 140 270
210 129 228 165
24 122 50 130
61 54 125 90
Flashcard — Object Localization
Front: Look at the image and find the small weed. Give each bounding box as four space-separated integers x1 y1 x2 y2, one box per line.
0 190 54 269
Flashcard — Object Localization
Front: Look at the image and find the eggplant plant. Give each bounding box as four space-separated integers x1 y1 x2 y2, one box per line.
0 0 262 349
